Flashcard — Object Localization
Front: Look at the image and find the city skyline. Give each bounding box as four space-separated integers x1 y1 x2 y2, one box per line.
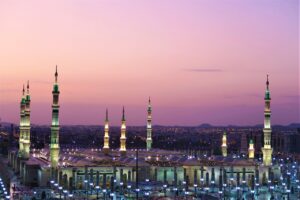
0 0 299 126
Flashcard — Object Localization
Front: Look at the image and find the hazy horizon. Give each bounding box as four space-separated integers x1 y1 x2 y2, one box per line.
0 0 299 126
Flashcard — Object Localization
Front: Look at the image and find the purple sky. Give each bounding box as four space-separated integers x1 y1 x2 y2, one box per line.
0 0 299 126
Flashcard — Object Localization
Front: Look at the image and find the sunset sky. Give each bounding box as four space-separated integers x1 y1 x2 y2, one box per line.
0 0 299 126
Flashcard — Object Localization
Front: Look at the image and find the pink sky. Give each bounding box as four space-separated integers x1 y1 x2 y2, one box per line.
0 0 299 126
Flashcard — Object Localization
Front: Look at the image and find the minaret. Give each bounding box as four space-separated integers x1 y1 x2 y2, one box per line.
221 132 227 157
50 66 60 176
120 107 127 156
146 97 152 151
18 85 26 157
22 81 31 159
248 139 255 159
103 109 110 154
261 75 273 166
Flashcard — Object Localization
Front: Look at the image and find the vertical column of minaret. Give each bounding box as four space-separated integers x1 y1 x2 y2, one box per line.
221 132 227 157
22 81 31 159
18 85 26 157
248 139 255 159
50 66 60 175
262 75 273 166
103 109 110 154
119 107 127 156
146 97 152 151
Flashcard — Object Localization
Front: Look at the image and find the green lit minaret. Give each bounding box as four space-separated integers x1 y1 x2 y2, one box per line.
261 75 273 166
23 81 31 159
146 97 152 151
18 85 26 157
50 66 60 177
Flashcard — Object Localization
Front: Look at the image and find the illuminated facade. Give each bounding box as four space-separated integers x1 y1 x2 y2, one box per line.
261 75 273 166
221 132 227 157
146 97 152 151
103 109 110 154
50 66 60 177
248 139 255 159
22 81 31 159
120 107 127 155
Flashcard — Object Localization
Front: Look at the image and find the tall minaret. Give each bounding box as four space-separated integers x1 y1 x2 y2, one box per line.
50 66 60 174
22 81 31 159
18 85 26 157
221 132 227 157
248 139 255 159
103 109 110 154
146 97 152 151
119 107 127 156
262 75 273 166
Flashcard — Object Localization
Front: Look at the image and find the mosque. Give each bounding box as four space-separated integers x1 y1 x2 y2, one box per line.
8 67 280 191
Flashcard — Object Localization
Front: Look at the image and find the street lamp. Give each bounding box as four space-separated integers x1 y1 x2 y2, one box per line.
127 185 131 198
144 191 150 199
89 183 94 196
193 184 197 197
63 190 68 200
68 194 73 199
95 186 100 200
163 184 167 197
236 186 240 199
110 192 114 200
58 186 63 200
218 190 223 199
103 189 107 200
120 182 124 196
251 190 255 200
173 187 178 197
84 180 88 199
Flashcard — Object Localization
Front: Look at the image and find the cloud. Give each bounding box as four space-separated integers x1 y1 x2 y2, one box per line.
0 89 19 93
183 68 223 72
32 80 52 84
281 95 299 99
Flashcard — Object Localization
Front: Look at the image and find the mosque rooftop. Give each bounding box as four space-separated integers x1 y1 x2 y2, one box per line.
25 148 258 169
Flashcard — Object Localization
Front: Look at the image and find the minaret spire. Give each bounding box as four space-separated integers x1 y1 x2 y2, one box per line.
122 106 125 121
55 65 58 83
120 106 127 156
106 108 108 121
27 80 29 93
146 97 153 151
23 84 25 96
50 66 60 180
262 75 273 166
103 108 110 154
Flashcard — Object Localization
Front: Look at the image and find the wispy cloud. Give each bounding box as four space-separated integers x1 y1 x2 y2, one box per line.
183 68 223 72
0 89 19 93
32 80 52 84
281 95 299 99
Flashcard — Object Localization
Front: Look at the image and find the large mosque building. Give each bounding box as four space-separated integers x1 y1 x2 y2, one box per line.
8 68 280 191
